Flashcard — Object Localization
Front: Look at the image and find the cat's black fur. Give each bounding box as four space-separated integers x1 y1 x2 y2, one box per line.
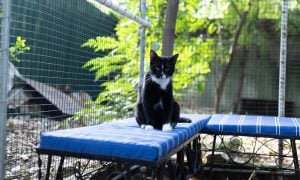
135 50 191 131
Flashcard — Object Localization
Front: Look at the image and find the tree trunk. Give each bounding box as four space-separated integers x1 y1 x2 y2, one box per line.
231 47 248 113
162 0 179 56
214 2 252 113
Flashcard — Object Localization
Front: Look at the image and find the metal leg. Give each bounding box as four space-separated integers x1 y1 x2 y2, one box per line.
38 154 42 180
45 155 52 180
198 136 205 180
167 160 175 180
291 139 300 180
156 164 164 180
177 149 185 180
151 168 156 179
186 144 193 173
196 136 202 170
126 164 131 180
193 137 201 171
209 135 217 180
56 156 65 180
185 137 201 173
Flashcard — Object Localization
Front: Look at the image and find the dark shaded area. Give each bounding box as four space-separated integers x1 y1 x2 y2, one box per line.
240 98 295 117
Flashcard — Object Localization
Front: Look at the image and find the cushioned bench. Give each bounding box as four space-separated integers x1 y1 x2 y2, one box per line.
37 114 211 179
203 114 300 179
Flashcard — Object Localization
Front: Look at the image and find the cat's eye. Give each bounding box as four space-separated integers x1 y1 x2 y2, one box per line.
155 67 160 71
166 65 172 70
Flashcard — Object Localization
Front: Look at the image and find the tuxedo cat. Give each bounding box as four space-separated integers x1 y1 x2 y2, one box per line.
135 50 191 131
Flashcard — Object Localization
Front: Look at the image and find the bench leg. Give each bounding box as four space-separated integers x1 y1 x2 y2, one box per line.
167 160 175 179
291 139 300 180
186 137 201 173
45 155 52 180
125 163 131 180
194 136 202 171
186 144 193 172
56 156 65 180
209 135 217 180
38 154 42 180
177 149 185 180
196 136 205 180
155 164 164 180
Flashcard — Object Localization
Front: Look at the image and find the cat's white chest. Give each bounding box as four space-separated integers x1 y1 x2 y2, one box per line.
151 75 170 90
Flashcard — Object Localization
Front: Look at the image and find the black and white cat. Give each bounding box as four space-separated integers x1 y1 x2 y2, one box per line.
135 50 191 131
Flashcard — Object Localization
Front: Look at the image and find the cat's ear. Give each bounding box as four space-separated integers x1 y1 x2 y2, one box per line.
150 50 158 61
169 54 179 64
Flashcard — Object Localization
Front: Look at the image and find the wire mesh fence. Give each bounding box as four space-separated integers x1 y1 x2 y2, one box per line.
180 0 300 118
5 0 119 178
0 0 300 179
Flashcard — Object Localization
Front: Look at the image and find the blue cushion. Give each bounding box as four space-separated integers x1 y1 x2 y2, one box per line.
39 114 211 161
204 114 300 138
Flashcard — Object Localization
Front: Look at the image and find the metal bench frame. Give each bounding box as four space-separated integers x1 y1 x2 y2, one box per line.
36 134 202 180
202 131 300 180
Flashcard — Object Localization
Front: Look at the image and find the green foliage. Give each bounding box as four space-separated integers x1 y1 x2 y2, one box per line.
81 1 219 120
9 36 30 61
81 0 300 120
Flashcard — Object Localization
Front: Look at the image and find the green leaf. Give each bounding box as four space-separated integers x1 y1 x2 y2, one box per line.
9 36 30 61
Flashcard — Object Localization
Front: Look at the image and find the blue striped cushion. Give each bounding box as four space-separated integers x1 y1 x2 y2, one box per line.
39 114 211 161
204 114 300 137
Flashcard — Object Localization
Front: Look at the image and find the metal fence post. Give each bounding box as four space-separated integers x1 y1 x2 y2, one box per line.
0 0 11 179
138 0 147 97
278 0 288 172
94 0 151 28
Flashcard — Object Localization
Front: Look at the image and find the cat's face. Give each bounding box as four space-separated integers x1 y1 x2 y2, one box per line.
150 50 178 79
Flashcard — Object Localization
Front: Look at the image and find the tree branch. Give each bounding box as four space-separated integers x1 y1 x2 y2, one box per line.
214 0 252 113
231 47 248 113
230 0 242 18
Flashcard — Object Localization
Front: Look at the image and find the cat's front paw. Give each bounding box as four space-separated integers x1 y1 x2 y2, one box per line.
141 124 146 129
144 125 154 130
162 124 173 131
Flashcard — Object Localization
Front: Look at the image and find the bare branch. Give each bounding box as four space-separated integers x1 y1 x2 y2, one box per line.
230 0 242 18
214 0 253 113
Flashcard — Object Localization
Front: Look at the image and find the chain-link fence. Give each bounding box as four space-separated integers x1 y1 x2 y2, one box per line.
1 0 300 179
4 0 119 178
180 0 300 118
178 0 300 176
